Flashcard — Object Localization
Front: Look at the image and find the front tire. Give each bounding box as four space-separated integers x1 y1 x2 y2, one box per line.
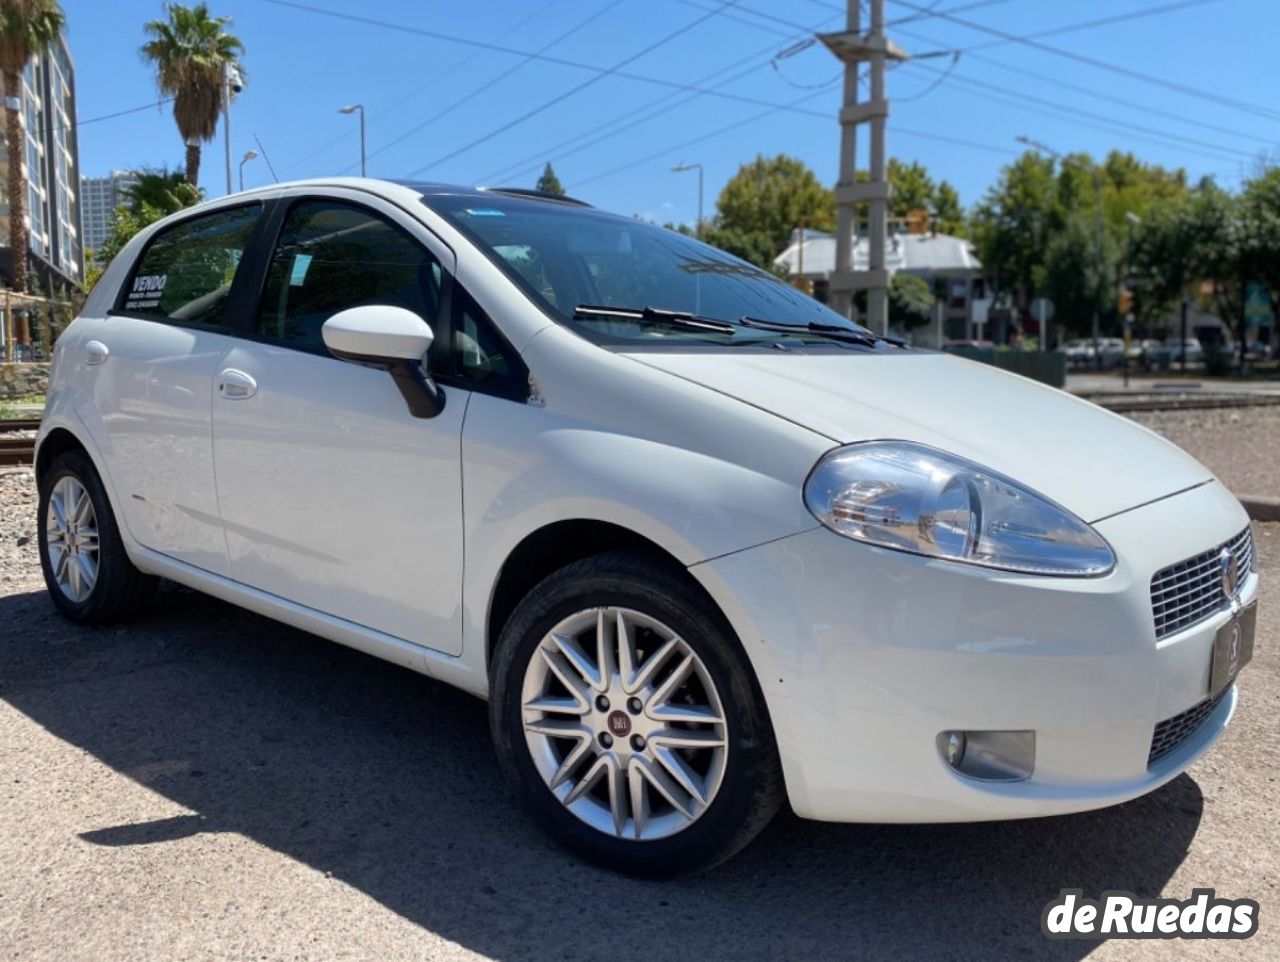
490 551 783 876
37 449 157 624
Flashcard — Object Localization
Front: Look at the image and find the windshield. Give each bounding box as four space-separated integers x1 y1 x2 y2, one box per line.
424 193 873 346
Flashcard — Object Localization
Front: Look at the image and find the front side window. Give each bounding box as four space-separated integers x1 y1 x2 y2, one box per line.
453 288 526 400
121 204 262 328
256 200 442 354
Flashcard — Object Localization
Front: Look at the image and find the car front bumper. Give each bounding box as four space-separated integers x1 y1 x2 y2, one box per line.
692 479 1256 823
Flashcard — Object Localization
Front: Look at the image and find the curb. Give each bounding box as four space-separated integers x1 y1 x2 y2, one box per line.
1241 496 1280 523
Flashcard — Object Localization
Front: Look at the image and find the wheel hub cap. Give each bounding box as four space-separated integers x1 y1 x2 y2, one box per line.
521 606 728 841
45 476 99 603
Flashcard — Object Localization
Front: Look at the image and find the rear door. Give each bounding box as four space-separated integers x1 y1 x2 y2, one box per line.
94 202 266 577
210 190 467 654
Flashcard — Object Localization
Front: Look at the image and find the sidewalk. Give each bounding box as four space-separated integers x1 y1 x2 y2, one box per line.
1068 372 1280 396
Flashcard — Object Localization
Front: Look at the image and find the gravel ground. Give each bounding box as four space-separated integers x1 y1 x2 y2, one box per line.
1 467 1277 961
1126 406 1280 500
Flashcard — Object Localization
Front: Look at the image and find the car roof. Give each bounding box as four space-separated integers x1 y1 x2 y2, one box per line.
230 176 592 209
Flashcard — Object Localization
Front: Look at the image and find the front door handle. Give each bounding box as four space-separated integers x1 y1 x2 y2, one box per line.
84 340 109 366
217 368 258 400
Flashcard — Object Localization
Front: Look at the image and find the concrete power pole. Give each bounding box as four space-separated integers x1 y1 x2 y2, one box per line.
821 0 906 334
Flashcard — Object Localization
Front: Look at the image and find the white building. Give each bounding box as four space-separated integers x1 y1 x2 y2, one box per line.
80 170 139 261
774 228 986 338
0 32 83 292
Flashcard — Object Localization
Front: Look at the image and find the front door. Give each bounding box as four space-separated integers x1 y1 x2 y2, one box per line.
210 194 466 655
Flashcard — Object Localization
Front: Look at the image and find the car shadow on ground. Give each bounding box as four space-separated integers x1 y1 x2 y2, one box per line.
0 586 1205 962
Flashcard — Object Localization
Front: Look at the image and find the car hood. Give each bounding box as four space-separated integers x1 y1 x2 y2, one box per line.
623 349 1212 523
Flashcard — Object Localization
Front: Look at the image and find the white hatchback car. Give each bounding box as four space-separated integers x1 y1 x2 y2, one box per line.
38 179 1258 875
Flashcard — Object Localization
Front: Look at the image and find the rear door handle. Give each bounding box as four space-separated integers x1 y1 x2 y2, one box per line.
84 340 109 366
217 368 258 400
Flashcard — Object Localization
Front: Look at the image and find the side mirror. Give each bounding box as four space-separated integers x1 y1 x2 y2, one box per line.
322 305 443 418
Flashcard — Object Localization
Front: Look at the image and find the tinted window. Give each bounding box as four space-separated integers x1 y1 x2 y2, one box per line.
122 204 261 327
257 200 442 353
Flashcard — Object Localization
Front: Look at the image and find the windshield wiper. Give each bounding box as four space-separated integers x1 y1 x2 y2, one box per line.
572 305 906 348
738 316 905 348
573 304 735 334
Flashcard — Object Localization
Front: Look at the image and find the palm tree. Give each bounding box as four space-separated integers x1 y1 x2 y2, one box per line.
0 0 65 304
141 3 244 188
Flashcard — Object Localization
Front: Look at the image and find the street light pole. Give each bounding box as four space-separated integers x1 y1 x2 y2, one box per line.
671 162 704 240
339 104 366 176
222 63 244 196
239 150 259 192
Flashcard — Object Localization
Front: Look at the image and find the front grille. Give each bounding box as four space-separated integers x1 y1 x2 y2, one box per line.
1150 527 1253 640
1148 690 1227 766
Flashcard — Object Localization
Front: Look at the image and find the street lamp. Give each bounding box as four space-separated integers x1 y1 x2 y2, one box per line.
239 150 259 192
222 62 244 196
339 104 366 177
1017 135 1105 368
671 162 704 240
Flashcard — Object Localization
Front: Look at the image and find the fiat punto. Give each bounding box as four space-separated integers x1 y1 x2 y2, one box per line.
36 179 1257 874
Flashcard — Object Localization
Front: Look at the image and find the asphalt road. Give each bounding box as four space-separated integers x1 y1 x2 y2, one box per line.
1 481 1276 961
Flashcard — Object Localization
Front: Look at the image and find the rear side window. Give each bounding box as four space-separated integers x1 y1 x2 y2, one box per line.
121 204 261 328
256 200 443 354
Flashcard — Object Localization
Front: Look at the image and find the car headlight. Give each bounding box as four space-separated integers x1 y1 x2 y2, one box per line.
803 441 1115 576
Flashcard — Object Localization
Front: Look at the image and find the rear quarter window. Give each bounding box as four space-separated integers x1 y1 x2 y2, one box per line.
119 204 262 328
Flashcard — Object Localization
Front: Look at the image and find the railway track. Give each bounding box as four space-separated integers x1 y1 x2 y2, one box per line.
0 418 38 467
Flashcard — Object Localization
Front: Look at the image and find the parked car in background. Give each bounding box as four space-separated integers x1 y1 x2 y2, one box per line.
34 178 1260 875
1175 338 1205 365
1064 339 1094 369
1096 338 1127 369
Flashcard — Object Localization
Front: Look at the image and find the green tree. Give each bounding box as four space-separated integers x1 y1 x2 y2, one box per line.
91 169 202 274
535 162 565 196
1039 210 1122 336
973 148 1188 318
889 273 935 328
710 154 834 268
141 3 245 187
0 0 65 301
932 181 964 236
887 159 934 216
970 151 1059 311
1239 166 1280 335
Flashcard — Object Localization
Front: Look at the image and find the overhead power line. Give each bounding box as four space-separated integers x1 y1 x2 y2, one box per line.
566 83 1018 192
340 0 627 174
402 0 743 177
900 59 1257 163
893 19 1279 150
480 16 837 185
889 0 1280 123
282 0 565 172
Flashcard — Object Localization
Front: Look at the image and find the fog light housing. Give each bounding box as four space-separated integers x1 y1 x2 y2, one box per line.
937 730 1035 782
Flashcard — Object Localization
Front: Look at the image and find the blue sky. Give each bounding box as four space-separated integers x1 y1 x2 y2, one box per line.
68 0 1279 226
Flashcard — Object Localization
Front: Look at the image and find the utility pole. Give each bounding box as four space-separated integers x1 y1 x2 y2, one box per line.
821 0 907 333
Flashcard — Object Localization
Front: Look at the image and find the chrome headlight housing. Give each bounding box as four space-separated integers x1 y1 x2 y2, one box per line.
804 441 1115 576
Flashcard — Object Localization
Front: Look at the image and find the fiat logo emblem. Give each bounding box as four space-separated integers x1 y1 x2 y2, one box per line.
1219 547 1238 600
607 711 632 737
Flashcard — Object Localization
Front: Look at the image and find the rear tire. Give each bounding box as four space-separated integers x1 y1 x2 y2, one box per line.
37 449 157 624
490 550 783 876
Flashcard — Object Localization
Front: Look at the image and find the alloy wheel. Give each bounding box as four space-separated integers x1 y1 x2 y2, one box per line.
45 475 100 603
521 606 729 841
